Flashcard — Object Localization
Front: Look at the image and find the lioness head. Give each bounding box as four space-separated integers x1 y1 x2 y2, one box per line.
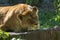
18 6 40 31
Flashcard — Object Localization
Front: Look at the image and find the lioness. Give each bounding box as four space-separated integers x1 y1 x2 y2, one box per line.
0 4 40 32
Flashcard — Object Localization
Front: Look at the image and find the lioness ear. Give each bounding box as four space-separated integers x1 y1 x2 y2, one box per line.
32 6 38 14
32 6 37 11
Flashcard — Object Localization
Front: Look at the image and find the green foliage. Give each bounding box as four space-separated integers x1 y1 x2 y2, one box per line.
0 30 9 39
39 11 56 28
39 0 60 28
25 0 39 5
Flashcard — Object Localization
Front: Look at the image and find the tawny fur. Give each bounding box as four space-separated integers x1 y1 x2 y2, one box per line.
0 4 40 32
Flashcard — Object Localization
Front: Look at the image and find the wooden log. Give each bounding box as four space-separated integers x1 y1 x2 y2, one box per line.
7 29 57 40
